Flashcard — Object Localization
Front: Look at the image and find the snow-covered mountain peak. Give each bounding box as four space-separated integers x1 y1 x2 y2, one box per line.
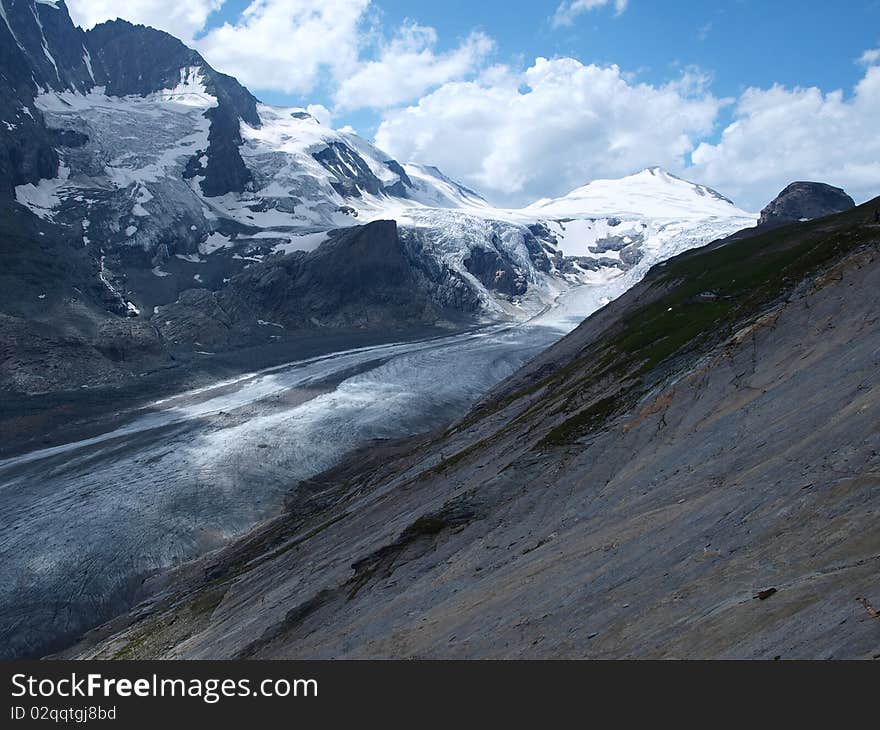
524 166 751 220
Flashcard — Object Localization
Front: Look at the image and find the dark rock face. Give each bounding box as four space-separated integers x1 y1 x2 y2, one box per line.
0 101 57 197
618 242 643 267
759 182 855 226
314 142 384 198
83 20 259 125
397 230 484 313
0 201 173 393
198 105 253 196
85 20 199 97
520 228 552 273
464 248 528 297
0 312 167 393
1 0 94 94
48 128 88 147
0 0 90 195
0 201 95 317
153 288 233 348
227 220 440 327
313 140 429 201
155 221 464 346
381 179 409 198
570 255 624 272
589 232 645 255
383 159 413 189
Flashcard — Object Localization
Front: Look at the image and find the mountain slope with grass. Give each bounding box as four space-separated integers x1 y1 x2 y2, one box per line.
63 199 880 660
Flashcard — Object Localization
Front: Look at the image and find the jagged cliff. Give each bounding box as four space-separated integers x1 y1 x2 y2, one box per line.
62 199 880 659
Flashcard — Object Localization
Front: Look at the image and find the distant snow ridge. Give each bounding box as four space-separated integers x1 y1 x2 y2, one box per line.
507 167 756 262
525 167 738 218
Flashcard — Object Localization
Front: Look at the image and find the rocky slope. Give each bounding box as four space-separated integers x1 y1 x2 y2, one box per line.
62 199 880 659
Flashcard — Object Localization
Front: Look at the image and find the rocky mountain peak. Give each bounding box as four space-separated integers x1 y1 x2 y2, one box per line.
758 181 855 226
0 0 94 93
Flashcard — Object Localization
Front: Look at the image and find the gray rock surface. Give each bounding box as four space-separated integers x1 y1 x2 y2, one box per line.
154 220 471 348
759 182 855 226
63 199 880 660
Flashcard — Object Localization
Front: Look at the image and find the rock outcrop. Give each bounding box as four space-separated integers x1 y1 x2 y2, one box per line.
154 220 471 347
759 182 855 226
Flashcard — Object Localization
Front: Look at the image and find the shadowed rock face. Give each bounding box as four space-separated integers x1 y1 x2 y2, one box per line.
759 182 855 226
154 220 469 347
0 0 88 195
0 199 174 393
222 219 447 329
314 142 385 198
62 200 880 660
464 248 528 297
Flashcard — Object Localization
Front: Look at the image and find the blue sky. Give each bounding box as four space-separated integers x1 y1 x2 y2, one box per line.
202 0 880 137
65 0 880 209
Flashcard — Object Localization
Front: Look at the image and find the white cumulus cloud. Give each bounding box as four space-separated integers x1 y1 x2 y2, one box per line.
194 0 370 95
375 57 723 206
552 0 628 28
306 103 332 126
858 48 880 66
66 0 224 43
334 21 494 111
689 65 880 210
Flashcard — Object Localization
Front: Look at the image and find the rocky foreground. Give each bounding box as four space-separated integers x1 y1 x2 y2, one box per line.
59 199 880 660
